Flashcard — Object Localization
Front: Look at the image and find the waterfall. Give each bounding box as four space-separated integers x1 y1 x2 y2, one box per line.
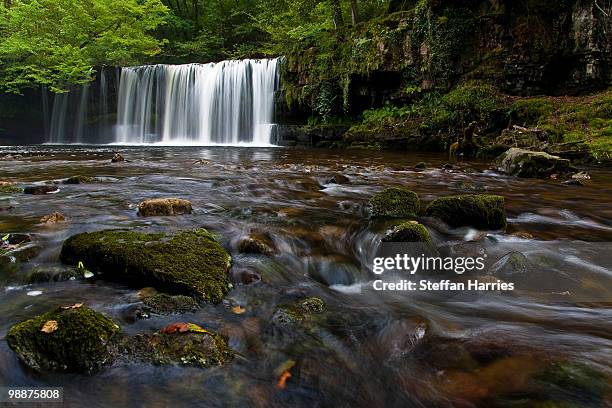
74 84 89 143
49 92 69 144
115 58 280 145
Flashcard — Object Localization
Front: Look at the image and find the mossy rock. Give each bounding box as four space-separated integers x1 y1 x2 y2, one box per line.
141 294 199 315
23 185 59 195
425 194 506 230
0 182 23 193
368 187 420 218
1 234 41 264
238 233 275 256
382 221 431 243
271 297 326 327
59 228 232 303
137 198 193 216
125 330 233 368
6 306 120 373
25 267 84 283
64 175 96 184
495 148 576 178
534 361 608 406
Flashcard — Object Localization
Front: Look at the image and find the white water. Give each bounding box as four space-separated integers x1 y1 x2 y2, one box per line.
115 58 280 145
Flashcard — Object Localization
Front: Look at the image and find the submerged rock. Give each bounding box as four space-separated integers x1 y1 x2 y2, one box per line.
382 221 431 243
488 251 531 279
0 233 41 264
238 232 275 256
23 185 59 195
414 162 427 170
137 198 193 216
0 181 23 194
40 212 65 223
495 148 575 178
6 305 120 373
325 174 350 184
125 325 233 368
64 175 96 184
111 153 124 163
368 187 420 218
60 228 232 303
25 267 84 283
141 294 199 315
425 194 506 230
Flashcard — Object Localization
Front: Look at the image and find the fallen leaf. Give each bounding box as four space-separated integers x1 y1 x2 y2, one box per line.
276 370 292 389
232 305 246 314
160 322 190 334
41 320 58 333
61 303 83 309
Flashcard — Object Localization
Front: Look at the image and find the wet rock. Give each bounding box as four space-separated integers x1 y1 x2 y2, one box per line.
271 297 326 327
137 198 193 216
6 305 120 373
64 175 96 184
40 212 65 223
23 185 59 195
1 233 41 264
325 174 350 184
368 187 420 218
141 294 199 315
534 361 608 405
59 228 232 303
0 181 23 194
382 221 431 243
25 267 83 283
488 251 531 279
423 339 480 371
571 171 591 180
511 231 534 240
561 179 584 186
414 162 427 170
495 148 575 178
111 153 124 163
299 297 325 314
238 232 275 256
425 194 506 230
124 326 233 368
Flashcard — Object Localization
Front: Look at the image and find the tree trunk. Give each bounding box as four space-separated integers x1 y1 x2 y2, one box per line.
350 0 358 25
331 0 343 29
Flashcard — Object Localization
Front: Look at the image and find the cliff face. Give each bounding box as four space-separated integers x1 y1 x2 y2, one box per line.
278 0 611 123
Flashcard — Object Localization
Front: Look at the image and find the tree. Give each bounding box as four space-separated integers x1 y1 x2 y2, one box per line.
0 0 169 93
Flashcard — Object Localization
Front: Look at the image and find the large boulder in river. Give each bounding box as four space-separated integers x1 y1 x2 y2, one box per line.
64 175 97 184
6 305 120 373
368 187 420 218
495 148 575 178
137 198 193 216
425 194 506 230
60 228 232 303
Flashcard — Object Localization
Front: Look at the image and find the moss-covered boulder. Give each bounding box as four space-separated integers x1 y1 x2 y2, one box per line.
111 153 124 163
60 228 232 303
64 175 96 184
368 187 420 218
125 324 233 368
6 306 120 373
40 212 65 223
382 221 431 243
141 294 199 315
495 148 576 178
425 194 506 230
137 198 193 216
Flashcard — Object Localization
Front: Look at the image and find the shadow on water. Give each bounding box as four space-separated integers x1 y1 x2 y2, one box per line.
0 145 611 407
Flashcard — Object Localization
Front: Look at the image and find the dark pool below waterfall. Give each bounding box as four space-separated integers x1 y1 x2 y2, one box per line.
0 145 611 407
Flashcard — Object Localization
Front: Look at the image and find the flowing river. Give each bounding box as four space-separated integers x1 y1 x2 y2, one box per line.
0 145 611 407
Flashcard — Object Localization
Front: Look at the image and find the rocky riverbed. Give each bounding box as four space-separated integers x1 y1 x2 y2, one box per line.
0 145 611 407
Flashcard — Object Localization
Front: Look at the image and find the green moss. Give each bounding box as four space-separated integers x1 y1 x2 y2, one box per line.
64 175 96 184
299 297 325 314
59 228 232 303
425 194 506 230
535 361 608 406
382 221 431 242
126 331 233 368
0 183 23 193
141 294 199 314
368 187 420 218
6 306 120 373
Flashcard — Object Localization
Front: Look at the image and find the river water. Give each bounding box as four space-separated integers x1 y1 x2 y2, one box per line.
0 146 611 407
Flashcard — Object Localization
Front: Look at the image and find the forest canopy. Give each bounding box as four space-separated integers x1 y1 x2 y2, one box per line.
0 0 389 93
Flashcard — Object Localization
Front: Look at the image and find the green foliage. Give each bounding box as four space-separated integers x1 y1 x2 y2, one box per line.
0 0 169 93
